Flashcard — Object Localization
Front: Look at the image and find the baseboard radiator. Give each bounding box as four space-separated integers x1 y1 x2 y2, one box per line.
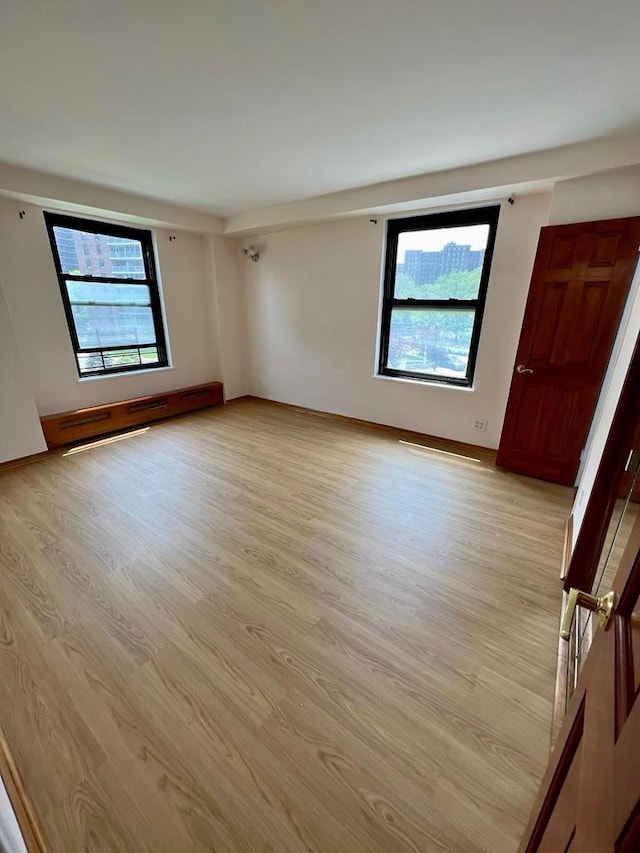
40 381 224 449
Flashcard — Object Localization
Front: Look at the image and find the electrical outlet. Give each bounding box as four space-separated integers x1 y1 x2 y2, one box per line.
473 419 488 432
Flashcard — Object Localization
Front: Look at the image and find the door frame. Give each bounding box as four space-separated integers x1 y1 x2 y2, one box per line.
565 331 640 593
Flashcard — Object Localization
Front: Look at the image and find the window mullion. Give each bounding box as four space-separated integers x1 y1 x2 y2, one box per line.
63 275 151 286
390 299 479 309
69 302 152 309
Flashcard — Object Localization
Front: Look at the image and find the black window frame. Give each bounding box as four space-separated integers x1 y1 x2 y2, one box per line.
44 212 169 378
378 205 500 387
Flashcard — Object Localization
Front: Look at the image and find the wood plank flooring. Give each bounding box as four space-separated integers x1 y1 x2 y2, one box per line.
0 399 573 852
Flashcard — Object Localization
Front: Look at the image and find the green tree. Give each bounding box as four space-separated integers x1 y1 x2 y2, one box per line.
394 273 424 298
395 268 481 300
427 268 481 299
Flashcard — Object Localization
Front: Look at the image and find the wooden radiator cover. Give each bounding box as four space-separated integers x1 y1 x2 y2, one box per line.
40 381 224 449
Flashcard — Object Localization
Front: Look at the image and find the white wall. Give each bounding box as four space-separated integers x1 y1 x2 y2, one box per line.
549 165 640 226
244 192 552 448
0 197 240 416
0 275 46 463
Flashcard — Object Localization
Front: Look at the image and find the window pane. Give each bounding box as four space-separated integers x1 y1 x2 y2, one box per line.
102 347 158 369
66 280 155 348
139 345 159 365
386 308 475 379
66 281 151 306
70 303 156 348
394 224 489 299
77 346 160 374
53 226 146 279
77 353 105 373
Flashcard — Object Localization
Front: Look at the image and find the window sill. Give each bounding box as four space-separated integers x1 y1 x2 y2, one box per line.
78 365 175 384
372 373 475 392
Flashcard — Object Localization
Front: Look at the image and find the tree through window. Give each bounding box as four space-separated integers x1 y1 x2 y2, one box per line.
378 206 500 386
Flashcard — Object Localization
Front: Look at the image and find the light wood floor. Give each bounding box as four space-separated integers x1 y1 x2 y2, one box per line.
0 399 573 852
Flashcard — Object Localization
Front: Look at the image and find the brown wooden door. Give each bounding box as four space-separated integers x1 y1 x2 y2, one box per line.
497 218 640 486
519 516 640 852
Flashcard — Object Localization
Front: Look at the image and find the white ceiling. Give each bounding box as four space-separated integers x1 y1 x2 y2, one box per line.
1 0 639 217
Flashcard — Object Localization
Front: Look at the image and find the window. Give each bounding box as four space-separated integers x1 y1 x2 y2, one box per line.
378 206 499 387
44 213 168 377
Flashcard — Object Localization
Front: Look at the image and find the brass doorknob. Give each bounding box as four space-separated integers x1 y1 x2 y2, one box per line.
560 588 617 641
516 364 533 374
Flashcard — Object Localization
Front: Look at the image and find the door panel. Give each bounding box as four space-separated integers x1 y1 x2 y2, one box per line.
590 232 622 267
537 750 580 853
535 704 584 852
615 702 640 833
571 283 608 362
548 235 576 268
530 283 566 361
497 218 640 486
618 805 640 853
632 602 640 694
